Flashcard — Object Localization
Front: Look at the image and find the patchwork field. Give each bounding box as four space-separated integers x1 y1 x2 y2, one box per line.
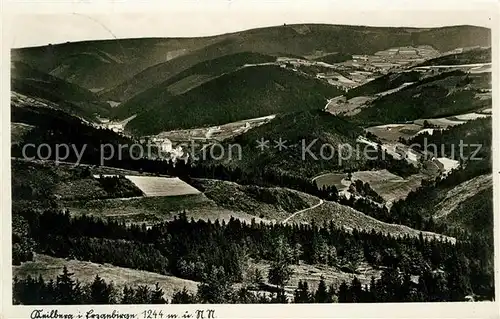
124 176 201 197
13 254 199 301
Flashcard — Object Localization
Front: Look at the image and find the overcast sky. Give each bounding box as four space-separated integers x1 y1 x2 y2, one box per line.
6 0 496 48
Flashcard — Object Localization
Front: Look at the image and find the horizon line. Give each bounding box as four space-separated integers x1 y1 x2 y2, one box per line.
11 22 491 50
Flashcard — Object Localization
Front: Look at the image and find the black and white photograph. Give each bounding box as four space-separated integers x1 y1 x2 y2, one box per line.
2 2 498 317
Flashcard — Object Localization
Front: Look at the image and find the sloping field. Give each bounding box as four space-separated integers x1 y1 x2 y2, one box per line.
155 115 275 142
353 169 404 184
325 96 375 116
124 176 201 197
451 112 490 121
434 174 493 219
352 170 412 204
365 173 429 205
193 178 319 222
13 254 198 301
313 173 347 190
287 200 455 243
13 158 158 177
413 117 465 128
440 186 493 238
66 194 268 226
366 123 422 141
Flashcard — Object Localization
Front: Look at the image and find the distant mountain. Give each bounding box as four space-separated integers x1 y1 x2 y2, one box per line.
101 24 492 103
11 61 110 121
12 24 491 102
11 37 221 92
125 65 343 135
112 52 276 120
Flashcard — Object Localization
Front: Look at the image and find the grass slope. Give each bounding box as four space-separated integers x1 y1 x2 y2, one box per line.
288 200 455 242
14 254 198 301
125 66 343 134
65 194 268 226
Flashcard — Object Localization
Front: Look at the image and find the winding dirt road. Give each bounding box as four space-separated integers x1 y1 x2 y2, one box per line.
282 199 324 223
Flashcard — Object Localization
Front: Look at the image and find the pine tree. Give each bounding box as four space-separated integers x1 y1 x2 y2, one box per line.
55 266 77 304
121 286 135 304
350 277 363 302
294 281 311 303
90 274 113 304
268 260 293 290
134 285 152 304
197 266 233 303
171 287 197 304
314 277 331 303
151 283 166 304
338 281 349 302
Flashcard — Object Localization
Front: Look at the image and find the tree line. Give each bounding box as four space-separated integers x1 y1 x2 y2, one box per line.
13 208 494 302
